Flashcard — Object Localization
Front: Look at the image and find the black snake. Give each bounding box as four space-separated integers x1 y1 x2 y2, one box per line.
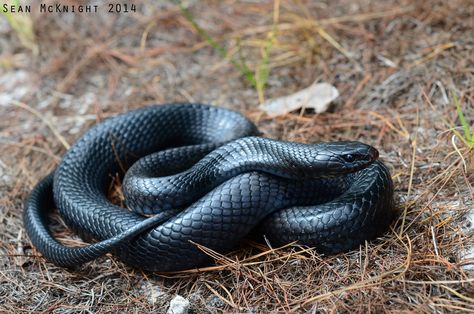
24 104 395 272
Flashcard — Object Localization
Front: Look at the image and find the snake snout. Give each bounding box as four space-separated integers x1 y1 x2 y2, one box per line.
368 146 379 160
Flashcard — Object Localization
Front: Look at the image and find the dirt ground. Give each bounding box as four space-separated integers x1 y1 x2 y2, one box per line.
0 0 473 313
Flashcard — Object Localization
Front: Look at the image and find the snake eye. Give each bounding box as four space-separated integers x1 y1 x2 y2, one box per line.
343 154 355 162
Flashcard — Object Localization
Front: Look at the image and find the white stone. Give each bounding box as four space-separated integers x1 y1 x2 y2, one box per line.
259 82 338 117
167 295 190 314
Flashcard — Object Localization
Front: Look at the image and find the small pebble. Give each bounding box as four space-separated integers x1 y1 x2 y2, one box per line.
167 295 190 314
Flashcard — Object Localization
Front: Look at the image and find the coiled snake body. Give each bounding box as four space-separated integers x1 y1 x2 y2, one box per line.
24 104 395 272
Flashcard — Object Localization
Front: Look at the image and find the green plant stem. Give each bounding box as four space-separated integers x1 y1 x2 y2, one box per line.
178 2 257 87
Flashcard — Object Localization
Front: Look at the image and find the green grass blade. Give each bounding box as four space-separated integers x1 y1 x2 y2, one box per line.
255 28 276 102
452 92 473 144
178 2 256 87
255 0 280 102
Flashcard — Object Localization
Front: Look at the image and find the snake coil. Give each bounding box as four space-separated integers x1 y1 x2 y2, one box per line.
24 104 395 272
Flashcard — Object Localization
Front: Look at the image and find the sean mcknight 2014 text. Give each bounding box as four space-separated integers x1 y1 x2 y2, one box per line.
2 3 99 13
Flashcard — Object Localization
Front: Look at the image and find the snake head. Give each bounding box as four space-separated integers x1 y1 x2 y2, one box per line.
311 141 379 175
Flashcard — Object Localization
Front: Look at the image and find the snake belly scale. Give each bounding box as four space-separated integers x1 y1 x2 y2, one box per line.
23 104 396 272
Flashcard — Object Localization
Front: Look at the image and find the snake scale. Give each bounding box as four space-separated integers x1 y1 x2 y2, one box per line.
24 104 395 272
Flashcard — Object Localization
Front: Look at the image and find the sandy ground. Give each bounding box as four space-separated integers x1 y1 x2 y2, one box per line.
0 0 473 312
